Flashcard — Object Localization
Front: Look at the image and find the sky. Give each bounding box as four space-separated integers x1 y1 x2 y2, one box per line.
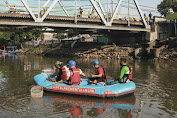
137 0 163 15
0 0 163 19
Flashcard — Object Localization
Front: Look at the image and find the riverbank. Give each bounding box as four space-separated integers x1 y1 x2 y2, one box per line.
150 37 177 61
23 42 135 60
22 38 177 61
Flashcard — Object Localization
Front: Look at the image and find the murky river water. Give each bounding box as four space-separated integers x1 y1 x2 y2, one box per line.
0 55 177 118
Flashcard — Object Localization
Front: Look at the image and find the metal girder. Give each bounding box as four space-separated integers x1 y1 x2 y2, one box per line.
109 0 123 25
133 0 148 28
22 0 66 22
88 7 94 16
89 0 108 26
21 0 37 21
3 0 10 8
43 0 69 16
74 0 77 24
58 0 69 16
18 0 147 28
43 0 50 8
38 0 40 18
0 21 151 32
41 0 58 22
109 0 147 28
21 0 69 22
97 0 106 16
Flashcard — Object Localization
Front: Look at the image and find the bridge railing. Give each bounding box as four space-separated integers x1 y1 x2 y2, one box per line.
0 3 149 23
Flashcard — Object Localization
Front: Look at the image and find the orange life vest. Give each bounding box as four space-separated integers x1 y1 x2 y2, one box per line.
95 67 106 82
69 67 81 85
128 65 133 80
61 67 67 80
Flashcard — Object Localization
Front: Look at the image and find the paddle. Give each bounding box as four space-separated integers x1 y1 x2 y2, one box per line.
43 81 60 87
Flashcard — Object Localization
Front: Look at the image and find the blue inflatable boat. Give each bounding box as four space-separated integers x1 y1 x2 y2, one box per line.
33 74 136 98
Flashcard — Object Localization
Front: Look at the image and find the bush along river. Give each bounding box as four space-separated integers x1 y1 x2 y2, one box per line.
0 55 177 117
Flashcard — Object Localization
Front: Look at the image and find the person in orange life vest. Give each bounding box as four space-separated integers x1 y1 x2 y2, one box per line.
66 60 85 85
9 7 14 13
89 60 106 85
59 62 70 83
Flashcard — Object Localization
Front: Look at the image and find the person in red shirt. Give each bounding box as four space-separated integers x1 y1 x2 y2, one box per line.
89 60 106 85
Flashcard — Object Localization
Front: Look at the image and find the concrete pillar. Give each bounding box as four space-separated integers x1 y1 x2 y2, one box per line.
145 32 157 42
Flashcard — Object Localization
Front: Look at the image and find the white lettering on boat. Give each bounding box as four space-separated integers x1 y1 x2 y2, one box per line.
104 91 113 94
52 85 95 94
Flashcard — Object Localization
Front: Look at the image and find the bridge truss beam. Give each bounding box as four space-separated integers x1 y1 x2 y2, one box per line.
3 0 10 8
109 0 147 28
4 0 149 28
21 0 37 21
21 0 69 22
133 0 148 28
40 0 58 22
89 0 108 26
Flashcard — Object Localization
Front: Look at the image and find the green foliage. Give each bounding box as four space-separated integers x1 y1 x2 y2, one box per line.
113 43 117 47
0 38 6 48
0 28 42 46
166 12 177 20
157 0 177 16
0 31 14 40
113 43 118 50
54 33 66 40
0 31 14 47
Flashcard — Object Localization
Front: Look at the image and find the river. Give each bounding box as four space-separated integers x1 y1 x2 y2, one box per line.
0 55 177 118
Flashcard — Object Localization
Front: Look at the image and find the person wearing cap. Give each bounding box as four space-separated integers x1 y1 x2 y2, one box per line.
66 60 85 85
47 61 69 82
89 60 106 85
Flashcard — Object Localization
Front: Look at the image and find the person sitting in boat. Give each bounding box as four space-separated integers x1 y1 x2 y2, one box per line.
46 61 69 82
66 60 85 85
89 60 106 85
112 58 130 84
59 61 70 82
118 58 131 83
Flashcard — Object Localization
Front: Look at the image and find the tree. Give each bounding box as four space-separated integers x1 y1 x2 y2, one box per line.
0 28 43 48
0 31 14 47
157 0 177 16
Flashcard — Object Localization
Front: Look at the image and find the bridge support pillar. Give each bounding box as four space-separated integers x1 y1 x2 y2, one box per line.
145 32 157 42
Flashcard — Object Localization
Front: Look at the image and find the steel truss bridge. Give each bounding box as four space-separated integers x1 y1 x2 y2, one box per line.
0 0 151 32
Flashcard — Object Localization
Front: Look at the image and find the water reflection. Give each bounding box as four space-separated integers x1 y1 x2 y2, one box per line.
133 60 177 117
43 93 135 117
0 72 7 91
